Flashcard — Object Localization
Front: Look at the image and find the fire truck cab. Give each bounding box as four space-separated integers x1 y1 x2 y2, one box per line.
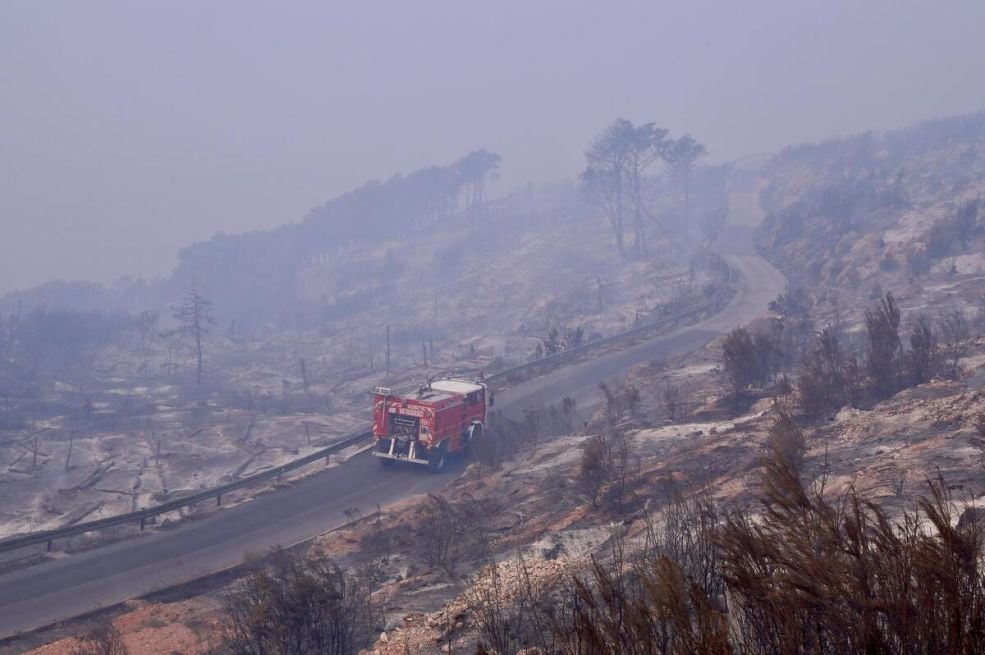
371 378 490 472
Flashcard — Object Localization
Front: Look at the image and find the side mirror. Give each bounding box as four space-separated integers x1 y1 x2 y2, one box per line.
488 391 495 407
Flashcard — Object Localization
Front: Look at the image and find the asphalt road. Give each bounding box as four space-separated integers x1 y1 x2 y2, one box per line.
0 253 785 638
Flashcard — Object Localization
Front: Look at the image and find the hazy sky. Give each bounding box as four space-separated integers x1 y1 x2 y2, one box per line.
2 1 985 294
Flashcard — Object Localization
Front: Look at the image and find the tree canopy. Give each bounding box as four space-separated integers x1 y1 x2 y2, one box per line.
580 118 705 256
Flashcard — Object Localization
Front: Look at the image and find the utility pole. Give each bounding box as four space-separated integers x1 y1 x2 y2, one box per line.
422 341 428 369
299 357 309 395
385 325 391 377
65 431 75 471
597 276 603 312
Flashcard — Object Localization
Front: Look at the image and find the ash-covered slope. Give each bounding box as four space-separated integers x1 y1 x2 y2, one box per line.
755 111 985 318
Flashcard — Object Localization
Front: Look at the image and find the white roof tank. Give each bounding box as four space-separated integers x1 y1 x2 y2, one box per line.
430 379 484 395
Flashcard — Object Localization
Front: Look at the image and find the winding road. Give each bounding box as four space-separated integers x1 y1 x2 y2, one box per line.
0 251 785 639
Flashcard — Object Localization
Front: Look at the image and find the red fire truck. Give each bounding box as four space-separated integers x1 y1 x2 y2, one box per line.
371 378 492 471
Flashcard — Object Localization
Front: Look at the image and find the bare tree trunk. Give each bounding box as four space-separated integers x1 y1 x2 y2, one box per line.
684 168 691 225
631 171 646 255
614 176 626 257
242 412 259 443
65 431 75 471
299 357 309 395
195 328 203 385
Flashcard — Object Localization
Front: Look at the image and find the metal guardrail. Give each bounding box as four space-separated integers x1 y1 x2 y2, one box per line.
0 263 734 555
0 430 371 554
485 272 733 383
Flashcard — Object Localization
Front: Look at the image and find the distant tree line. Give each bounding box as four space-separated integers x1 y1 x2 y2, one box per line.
0 306 138 372
172 149 500 331
0 278 165 318
0 280 216 386
0 149 503 335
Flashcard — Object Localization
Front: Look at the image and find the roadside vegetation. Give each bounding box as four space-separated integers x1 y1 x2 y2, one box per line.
720 290 977 417
198 435 985 655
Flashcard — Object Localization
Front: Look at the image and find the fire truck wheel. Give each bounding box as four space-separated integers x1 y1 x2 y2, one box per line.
427 446 447 473
465 424 482 451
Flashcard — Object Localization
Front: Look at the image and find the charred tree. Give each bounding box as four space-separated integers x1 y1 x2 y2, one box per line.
170 279 214 385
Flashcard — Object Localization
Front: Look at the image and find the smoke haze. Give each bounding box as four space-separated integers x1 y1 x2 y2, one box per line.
2 0 984 293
